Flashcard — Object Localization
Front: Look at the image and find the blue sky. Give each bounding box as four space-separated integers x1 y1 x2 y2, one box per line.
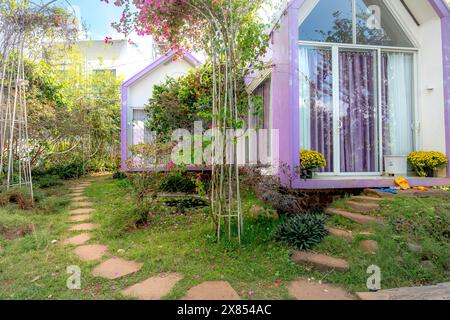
60 0 124 40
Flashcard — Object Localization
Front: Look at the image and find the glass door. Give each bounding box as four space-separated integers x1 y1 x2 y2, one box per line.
338 48 380 174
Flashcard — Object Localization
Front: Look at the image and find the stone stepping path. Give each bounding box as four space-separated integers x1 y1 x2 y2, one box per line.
68 214 92 222
326 227 354 241
346 201 380 213
326 208 383 225
92 258 143 280
350 195 385 203
182 281 240 300
68 192 83 197
69 208 95 215
122 273 183 300
69 223 99 231
357 282 450 300
61 233 92 246
288 278 354 300
359 240 378 253
71 196 88 202
74 244 108 261
291 251 349 272
74 201 94 207
364 188 395 199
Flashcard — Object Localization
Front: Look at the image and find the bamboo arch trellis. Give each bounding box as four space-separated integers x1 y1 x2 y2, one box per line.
0 0 75 199
0 10 33 199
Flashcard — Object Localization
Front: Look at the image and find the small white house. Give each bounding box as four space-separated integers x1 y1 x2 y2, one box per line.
75 37 160 79
121 51 201 169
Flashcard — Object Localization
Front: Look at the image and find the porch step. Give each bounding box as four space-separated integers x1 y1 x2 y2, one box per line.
326 227 354 241
326 208 383 225
350 195 386 203
364 189 395 199
356 282 450 300
346 201 380 213
291 251 349 273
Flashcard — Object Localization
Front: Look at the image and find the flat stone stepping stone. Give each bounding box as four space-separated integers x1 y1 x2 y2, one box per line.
68 214 92 222
346 201 380 213
359 240 379 253
364 189 395 198
326 227 353 241
92 258 143 279
61 233 91 246
69 223 99 231
357 282 450 300
122 273 183 300
68 193 83 197
74 244 108 261
291 251 350 272
351 195 386 203
72 196 88 202
74 201 94 207
69 208 95 215
326 208 383 225
288 279 354 300
182 281 240 300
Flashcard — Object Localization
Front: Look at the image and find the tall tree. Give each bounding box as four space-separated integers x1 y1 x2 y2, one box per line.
103 0 270 242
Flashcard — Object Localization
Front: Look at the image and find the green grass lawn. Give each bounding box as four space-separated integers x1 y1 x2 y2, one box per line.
0 176 449 299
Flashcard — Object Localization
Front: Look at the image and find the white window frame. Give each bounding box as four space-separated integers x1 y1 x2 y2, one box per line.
298 40 418 177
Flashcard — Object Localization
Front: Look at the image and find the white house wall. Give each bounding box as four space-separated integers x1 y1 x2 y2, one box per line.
127 58 194 109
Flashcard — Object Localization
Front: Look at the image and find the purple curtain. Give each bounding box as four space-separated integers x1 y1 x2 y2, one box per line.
309 49 333 172
339 51 377 172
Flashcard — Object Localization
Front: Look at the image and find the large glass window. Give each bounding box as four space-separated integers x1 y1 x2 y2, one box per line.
132 109 153 145
299 47 334 172
299 0 353 44
299 0 414 47
356 0 413 47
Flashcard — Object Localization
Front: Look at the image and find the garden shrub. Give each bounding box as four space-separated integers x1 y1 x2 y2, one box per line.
275 213 328 250
113 170 127 179
35 174 63 188
159 172 196 193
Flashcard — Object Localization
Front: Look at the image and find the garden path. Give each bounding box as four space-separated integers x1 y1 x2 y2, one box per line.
61 178 241 300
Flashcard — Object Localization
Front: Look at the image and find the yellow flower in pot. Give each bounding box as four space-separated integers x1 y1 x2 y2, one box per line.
300 150 327 179
407 151 448 177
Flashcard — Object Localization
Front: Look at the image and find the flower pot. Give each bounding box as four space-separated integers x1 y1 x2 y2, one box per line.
301 168 314 180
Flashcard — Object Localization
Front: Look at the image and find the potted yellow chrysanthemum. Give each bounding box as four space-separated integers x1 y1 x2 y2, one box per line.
407 151 448 177
300 150 327 179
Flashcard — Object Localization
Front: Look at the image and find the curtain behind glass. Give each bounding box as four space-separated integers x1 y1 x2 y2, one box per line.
339 50 378 173
299 47 334 172
382 52 414 156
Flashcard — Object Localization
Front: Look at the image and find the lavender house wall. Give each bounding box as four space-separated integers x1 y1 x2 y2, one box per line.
267 0 450 189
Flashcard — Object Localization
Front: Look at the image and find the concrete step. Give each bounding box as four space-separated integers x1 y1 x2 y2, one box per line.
291 251 349 273
346 201 380 213
356 282 450 300
326 208 383 225
364 189 395 199
326 227 354 241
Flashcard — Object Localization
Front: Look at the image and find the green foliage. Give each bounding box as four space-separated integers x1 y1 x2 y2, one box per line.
34 175 63 189
159 171 197 193
145 63 249 141
407 151 448 177
25 46 122 177
275 213 328 250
